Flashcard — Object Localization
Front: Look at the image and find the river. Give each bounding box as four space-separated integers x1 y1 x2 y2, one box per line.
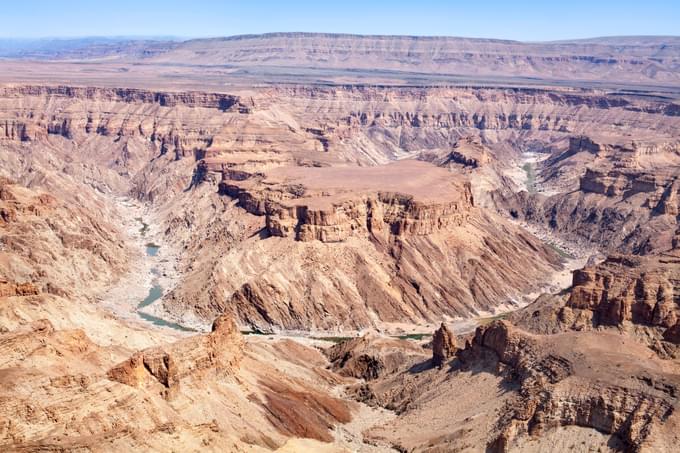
97 198 197 334
102 154 596 339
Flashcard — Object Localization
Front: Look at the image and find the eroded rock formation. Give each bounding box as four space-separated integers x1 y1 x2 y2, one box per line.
107 314 243 398
326 333 428 381
459 321 679 452
432 323 456 368
566 251 680 329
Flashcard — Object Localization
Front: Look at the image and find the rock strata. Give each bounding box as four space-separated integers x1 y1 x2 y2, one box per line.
460 321 679 452
567 251 680 329
326 333 428 381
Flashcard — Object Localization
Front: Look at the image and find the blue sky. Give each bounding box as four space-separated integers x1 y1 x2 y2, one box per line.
1 0 679 41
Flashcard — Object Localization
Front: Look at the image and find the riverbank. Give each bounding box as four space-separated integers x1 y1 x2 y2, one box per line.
96 197 194 335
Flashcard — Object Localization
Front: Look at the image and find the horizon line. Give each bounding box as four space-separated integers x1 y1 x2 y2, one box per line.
1 31 680 44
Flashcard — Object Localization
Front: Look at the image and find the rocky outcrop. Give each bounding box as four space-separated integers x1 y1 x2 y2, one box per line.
567 252 680 328
0 180 127 301
0 280 39 297
325 333 428 381
419 137 492 169
107 314 243 398
460 321 678 452
511 134 680 254
266 191 472 242
218 170 474 243
0 312 358 452
579 168 678 202
431 323 456 367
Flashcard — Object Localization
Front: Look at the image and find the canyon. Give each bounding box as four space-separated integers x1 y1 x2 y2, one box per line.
0 33 679 452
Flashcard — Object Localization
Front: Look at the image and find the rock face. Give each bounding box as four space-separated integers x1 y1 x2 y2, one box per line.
218 160 474 243
107 314 243 398
663 322 680 344
341 314 680 451
432 323 456 367
0 280 39 297
0 179 128 301
325 333 428 381
0 85 248 113
458 321 680 452
419 137 492 169
566 251 680 328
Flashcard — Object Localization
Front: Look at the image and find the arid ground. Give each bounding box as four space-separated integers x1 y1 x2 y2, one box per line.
1 33 680 452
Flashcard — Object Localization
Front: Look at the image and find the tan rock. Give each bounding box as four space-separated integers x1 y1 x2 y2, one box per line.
567 251 680 328
107 314 243 398
0 280 40 297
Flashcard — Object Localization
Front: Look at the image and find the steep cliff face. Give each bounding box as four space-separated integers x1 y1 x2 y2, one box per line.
218 167 474 243
0 86 247 167
262 86 680 166
0 85 248 111
566 252 680 331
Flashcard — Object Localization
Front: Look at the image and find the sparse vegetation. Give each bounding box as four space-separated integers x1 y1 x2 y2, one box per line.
477 313 508 326
135 217 149 236
546 242 576 260
395 333 432 340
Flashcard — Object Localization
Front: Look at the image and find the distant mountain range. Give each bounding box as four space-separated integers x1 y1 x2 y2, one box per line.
1 33 679 85
0 37 181 59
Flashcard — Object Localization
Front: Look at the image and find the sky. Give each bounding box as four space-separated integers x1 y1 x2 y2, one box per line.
1 0 679 41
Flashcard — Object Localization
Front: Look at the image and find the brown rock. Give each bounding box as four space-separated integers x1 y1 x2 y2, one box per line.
107 314 243 398
457 320 677 452
567 252 680 328
326 332 428 381
432 323 456 367
663 322 680 344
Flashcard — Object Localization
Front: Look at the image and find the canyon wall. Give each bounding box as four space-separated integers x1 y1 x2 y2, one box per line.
3 83 680 331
